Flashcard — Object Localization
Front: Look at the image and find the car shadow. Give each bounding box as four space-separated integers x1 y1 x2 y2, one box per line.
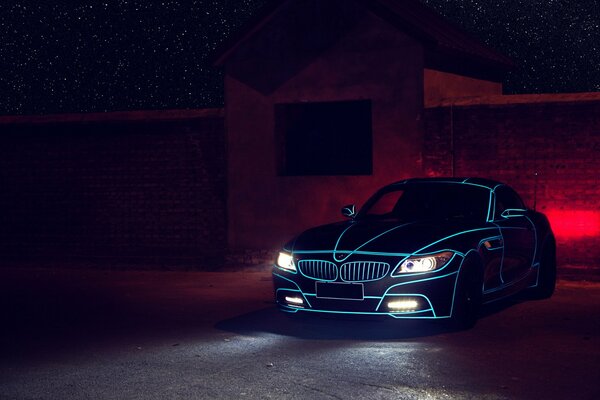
216 293 533 341
479 291 532 318
215 305 456 340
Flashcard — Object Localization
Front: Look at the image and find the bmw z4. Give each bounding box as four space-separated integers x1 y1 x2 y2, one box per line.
272 178 556 329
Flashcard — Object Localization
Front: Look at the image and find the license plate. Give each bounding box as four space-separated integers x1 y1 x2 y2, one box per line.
315 282 364 300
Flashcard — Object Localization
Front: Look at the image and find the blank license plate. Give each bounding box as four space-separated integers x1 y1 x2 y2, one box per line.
316 282 364 300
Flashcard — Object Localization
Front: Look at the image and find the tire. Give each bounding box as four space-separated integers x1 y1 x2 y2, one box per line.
449 259 483 330
529 238 556 299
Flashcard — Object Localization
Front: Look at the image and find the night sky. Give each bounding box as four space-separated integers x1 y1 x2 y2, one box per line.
1 0 598 116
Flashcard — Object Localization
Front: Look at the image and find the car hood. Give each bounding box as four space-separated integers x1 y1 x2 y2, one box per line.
289 218 485 259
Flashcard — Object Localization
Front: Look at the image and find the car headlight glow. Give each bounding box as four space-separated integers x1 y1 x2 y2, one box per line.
394 251 453 274
276 251 296 272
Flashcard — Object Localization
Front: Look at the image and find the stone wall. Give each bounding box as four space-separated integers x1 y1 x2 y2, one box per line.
423 96 600 273
0 109 226 267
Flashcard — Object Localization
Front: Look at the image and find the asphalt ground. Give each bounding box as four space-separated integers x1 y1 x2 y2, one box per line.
0 267 599 400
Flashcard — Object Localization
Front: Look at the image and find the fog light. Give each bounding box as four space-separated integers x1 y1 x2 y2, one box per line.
388 299 419 312
285 296 304 307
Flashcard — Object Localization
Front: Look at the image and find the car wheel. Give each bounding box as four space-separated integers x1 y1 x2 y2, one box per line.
529 238 556 299
449 260 483 330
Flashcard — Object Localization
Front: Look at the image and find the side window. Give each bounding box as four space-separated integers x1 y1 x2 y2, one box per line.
494 186 525 218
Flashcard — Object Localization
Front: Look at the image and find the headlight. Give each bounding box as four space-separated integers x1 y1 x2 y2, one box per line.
276 251 296 272
394 251 453 274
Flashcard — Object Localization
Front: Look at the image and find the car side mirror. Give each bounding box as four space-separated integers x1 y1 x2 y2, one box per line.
500 208 527 218
341 204 356 219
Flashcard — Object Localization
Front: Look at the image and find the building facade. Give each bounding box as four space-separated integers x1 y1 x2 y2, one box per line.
1 0 598 275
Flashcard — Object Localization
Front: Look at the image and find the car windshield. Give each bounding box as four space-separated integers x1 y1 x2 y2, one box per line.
357 183 490 221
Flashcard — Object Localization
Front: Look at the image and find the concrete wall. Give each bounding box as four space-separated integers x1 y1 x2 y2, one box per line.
423 96 600 271
224 1 425 250
0 110 226 267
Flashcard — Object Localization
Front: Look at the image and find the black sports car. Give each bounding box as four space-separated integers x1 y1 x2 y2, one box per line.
273 178 556 328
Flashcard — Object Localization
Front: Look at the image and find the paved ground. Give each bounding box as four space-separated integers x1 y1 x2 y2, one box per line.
0 267 599 400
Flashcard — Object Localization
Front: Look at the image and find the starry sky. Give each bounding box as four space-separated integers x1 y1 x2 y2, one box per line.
1 0 598 116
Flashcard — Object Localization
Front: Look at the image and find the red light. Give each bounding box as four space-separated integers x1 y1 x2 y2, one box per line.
545 210 600 238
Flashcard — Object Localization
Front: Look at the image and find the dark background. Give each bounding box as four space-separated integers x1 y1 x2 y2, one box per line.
1 0 598 116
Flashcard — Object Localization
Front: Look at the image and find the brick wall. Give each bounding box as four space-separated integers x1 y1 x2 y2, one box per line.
423 97 600 273
0 110 226 267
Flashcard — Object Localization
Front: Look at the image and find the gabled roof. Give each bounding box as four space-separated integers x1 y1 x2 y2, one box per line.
368 0 514 68
213 0 514 79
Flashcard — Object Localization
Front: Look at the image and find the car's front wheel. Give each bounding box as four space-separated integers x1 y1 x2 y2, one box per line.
449 259 483 330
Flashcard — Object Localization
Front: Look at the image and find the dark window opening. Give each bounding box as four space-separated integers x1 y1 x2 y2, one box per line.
276 100 372 176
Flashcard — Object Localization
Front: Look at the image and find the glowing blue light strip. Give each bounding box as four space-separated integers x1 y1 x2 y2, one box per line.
273 272 313 307
390 252 460 277
486 190 493 222
302 293 383 300
333 223 413 262
381 294 436 317
277 180 542 320
399 227 498 270
528 262 541 288
477 235 503 251
375 270 458 312
293 250 410 257
282 307 439 318
482 270 533 296
488 222 506 284
525 215 538 269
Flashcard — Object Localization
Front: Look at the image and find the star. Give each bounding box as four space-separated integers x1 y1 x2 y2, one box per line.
0 0 597 115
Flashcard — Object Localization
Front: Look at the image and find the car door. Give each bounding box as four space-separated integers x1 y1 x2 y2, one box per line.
493 186 536 285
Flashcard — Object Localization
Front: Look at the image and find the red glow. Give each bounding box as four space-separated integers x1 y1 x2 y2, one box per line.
545 210 600 238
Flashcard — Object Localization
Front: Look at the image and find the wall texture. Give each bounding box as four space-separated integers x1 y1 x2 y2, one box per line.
0 110 226 267
423 69 502 107
423 95 600 272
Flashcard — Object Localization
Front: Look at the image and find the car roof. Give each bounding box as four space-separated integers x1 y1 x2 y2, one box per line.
390 177 505 190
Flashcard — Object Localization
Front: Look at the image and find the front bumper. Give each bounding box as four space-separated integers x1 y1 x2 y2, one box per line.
272 254 463 319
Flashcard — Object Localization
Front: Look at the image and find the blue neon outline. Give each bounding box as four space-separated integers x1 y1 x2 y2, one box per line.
273 272 313 307
477 235 503 251
445 248 483 318
275 180 541 320
486 190 493 222
390 251 459 277
341 205 356 218
528 261 541 288
379 294 436 316
499 208 529 219
281 307 441 319
482 269 534 295
393 227 498 273
333 223 413 262
302 294 382 300
294 250 410 257
375 270 458 312
525 215 538 269
489 222 506 284
490 190 498 221
275 288 313 308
